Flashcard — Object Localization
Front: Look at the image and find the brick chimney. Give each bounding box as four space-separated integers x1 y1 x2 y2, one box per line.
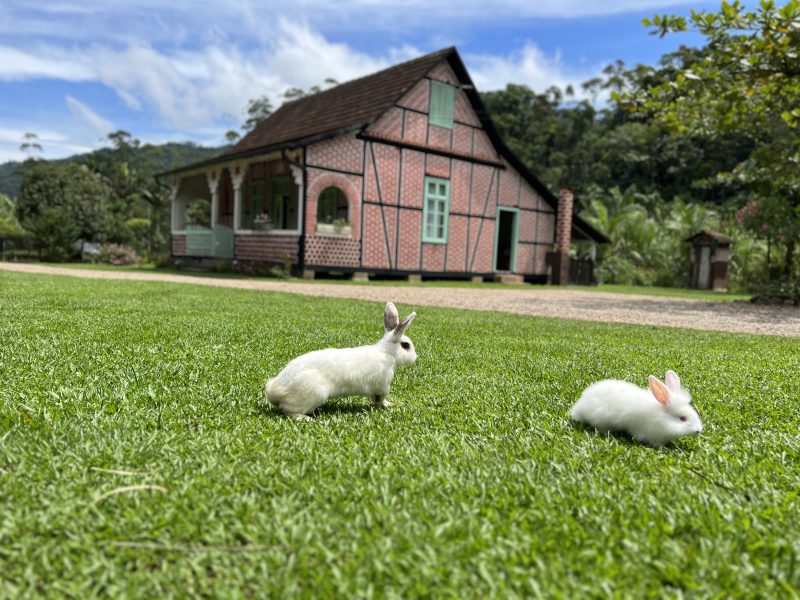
547 187 574 285
555 187 574 254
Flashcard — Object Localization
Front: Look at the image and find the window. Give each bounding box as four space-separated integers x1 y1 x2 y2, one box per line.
422 177 450 243
317 186 349 231
317 187 349 225
246 180 265 229
269 175 291 229
429 80 455 129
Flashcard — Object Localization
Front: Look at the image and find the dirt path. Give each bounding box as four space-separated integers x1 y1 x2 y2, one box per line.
2 262 798 337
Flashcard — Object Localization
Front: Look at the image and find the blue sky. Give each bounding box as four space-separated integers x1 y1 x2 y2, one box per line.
0 0 724 163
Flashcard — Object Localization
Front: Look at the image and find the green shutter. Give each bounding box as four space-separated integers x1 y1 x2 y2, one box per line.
422 176 450 243
429 80 454 129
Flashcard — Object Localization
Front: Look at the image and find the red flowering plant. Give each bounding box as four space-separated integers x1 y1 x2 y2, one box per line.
735 197 800 302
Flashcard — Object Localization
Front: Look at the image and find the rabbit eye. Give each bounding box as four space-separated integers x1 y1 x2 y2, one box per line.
679 416 688 422
400 342 410 350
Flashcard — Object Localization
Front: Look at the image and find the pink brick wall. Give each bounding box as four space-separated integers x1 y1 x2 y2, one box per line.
519 211 536 243
454 89 480 127
172 234 187 256
427 125 452 150
403 111 427 146
425 155 451 179
397 209 422 270
422 243 445 272
537 212 556 245
373 144 401 203
498 164 520 207
235 235 299 262
366 107 404 141
369 59 503 166
362 203 390 269
396 78 429 112
453 124 473 155
400 150 425 209
306 134 364 173
427 62 459 85
450 161 471 214
471 165 494 216
517 244 535 274
473 130 500 162
446 215 469 272
305 236 360 267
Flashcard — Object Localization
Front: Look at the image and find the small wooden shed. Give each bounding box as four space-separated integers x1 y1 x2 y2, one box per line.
687 230 733 291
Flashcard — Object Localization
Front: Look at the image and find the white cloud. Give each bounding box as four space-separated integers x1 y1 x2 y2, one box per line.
0 21 408 131
466 42 595 94
66 96 114 134
0 45 92 81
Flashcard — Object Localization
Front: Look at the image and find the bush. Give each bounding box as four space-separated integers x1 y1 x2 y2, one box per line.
93 243 139 266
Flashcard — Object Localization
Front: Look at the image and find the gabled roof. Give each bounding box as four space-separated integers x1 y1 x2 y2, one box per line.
686 230 734 244
222 47 456 158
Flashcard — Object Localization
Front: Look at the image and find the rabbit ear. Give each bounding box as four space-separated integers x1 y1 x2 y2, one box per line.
393 312 416 338
648 376 670 406
384 302 399 332
665 370 681 392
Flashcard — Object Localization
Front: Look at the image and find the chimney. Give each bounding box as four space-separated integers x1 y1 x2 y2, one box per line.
555 187 574 254
546 187 573 285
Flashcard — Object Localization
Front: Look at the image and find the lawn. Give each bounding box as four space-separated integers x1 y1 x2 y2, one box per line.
0 271 796 597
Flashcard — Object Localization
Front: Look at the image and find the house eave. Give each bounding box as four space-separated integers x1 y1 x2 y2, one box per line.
155 123 369 178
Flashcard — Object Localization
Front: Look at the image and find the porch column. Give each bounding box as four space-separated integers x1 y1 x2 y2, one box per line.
290 164 304 232
231 164 247 232
206 170 221 227
170 179 183 232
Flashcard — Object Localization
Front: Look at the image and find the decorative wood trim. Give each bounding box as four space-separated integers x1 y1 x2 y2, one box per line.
469 168 497 272
358 134 504 168
370 142 394 270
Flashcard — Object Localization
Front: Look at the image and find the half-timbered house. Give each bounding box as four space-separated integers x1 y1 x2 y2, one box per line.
164 47 607 282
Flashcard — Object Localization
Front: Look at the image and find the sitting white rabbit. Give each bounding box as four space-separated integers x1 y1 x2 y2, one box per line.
266 302 417 420
570 370 703 446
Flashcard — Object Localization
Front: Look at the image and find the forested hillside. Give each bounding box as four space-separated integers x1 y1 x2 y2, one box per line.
0 142 221 199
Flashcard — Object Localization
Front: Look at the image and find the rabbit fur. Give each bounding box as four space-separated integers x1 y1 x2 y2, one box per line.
266 302 417 420
571 370 702 446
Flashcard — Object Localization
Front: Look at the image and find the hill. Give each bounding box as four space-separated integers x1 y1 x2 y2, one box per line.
0 142 223 198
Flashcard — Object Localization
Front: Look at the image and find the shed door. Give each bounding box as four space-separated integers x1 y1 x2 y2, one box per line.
698 245 711 289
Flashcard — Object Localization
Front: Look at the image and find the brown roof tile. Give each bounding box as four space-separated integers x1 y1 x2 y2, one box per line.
222 47 455 157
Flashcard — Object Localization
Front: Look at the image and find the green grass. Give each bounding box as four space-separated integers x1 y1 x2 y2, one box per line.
38 261 751 301
0 271 795 597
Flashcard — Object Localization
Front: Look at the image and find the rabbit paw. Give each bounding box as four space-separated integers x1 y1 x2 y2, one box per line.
290 413 314 422
374 395 392 409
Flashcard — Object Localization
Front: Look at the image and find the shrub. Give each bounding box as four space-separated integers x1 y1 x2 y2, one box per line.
93 243 139 266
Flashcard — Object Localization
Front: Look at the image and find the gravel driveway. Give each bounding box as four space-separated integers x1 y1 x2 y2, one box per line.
2 262 798 337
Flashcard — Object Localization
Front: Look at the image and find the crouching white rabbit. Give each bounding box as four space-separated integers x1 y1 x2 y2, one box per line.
266 302 417 420
570 370 702 446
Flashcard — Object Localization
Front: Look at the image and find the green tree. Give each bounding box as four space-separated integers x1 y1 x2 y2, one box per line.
0 193 23 236
625 0 800 293
19 132 43 161
17 162 113 260
242 96 274 132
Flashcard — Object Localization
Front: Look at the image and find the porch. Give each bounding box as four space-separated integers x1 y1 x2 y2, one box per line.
169 150 304 265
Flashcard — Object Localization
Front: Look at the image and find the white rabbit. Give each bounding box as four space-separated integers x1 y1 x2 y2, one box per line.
266 302 417 420
570 370 702 446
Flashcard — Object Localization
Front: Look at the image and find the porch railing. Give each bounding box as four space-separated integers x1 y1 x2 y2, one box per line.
185 225 233 259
